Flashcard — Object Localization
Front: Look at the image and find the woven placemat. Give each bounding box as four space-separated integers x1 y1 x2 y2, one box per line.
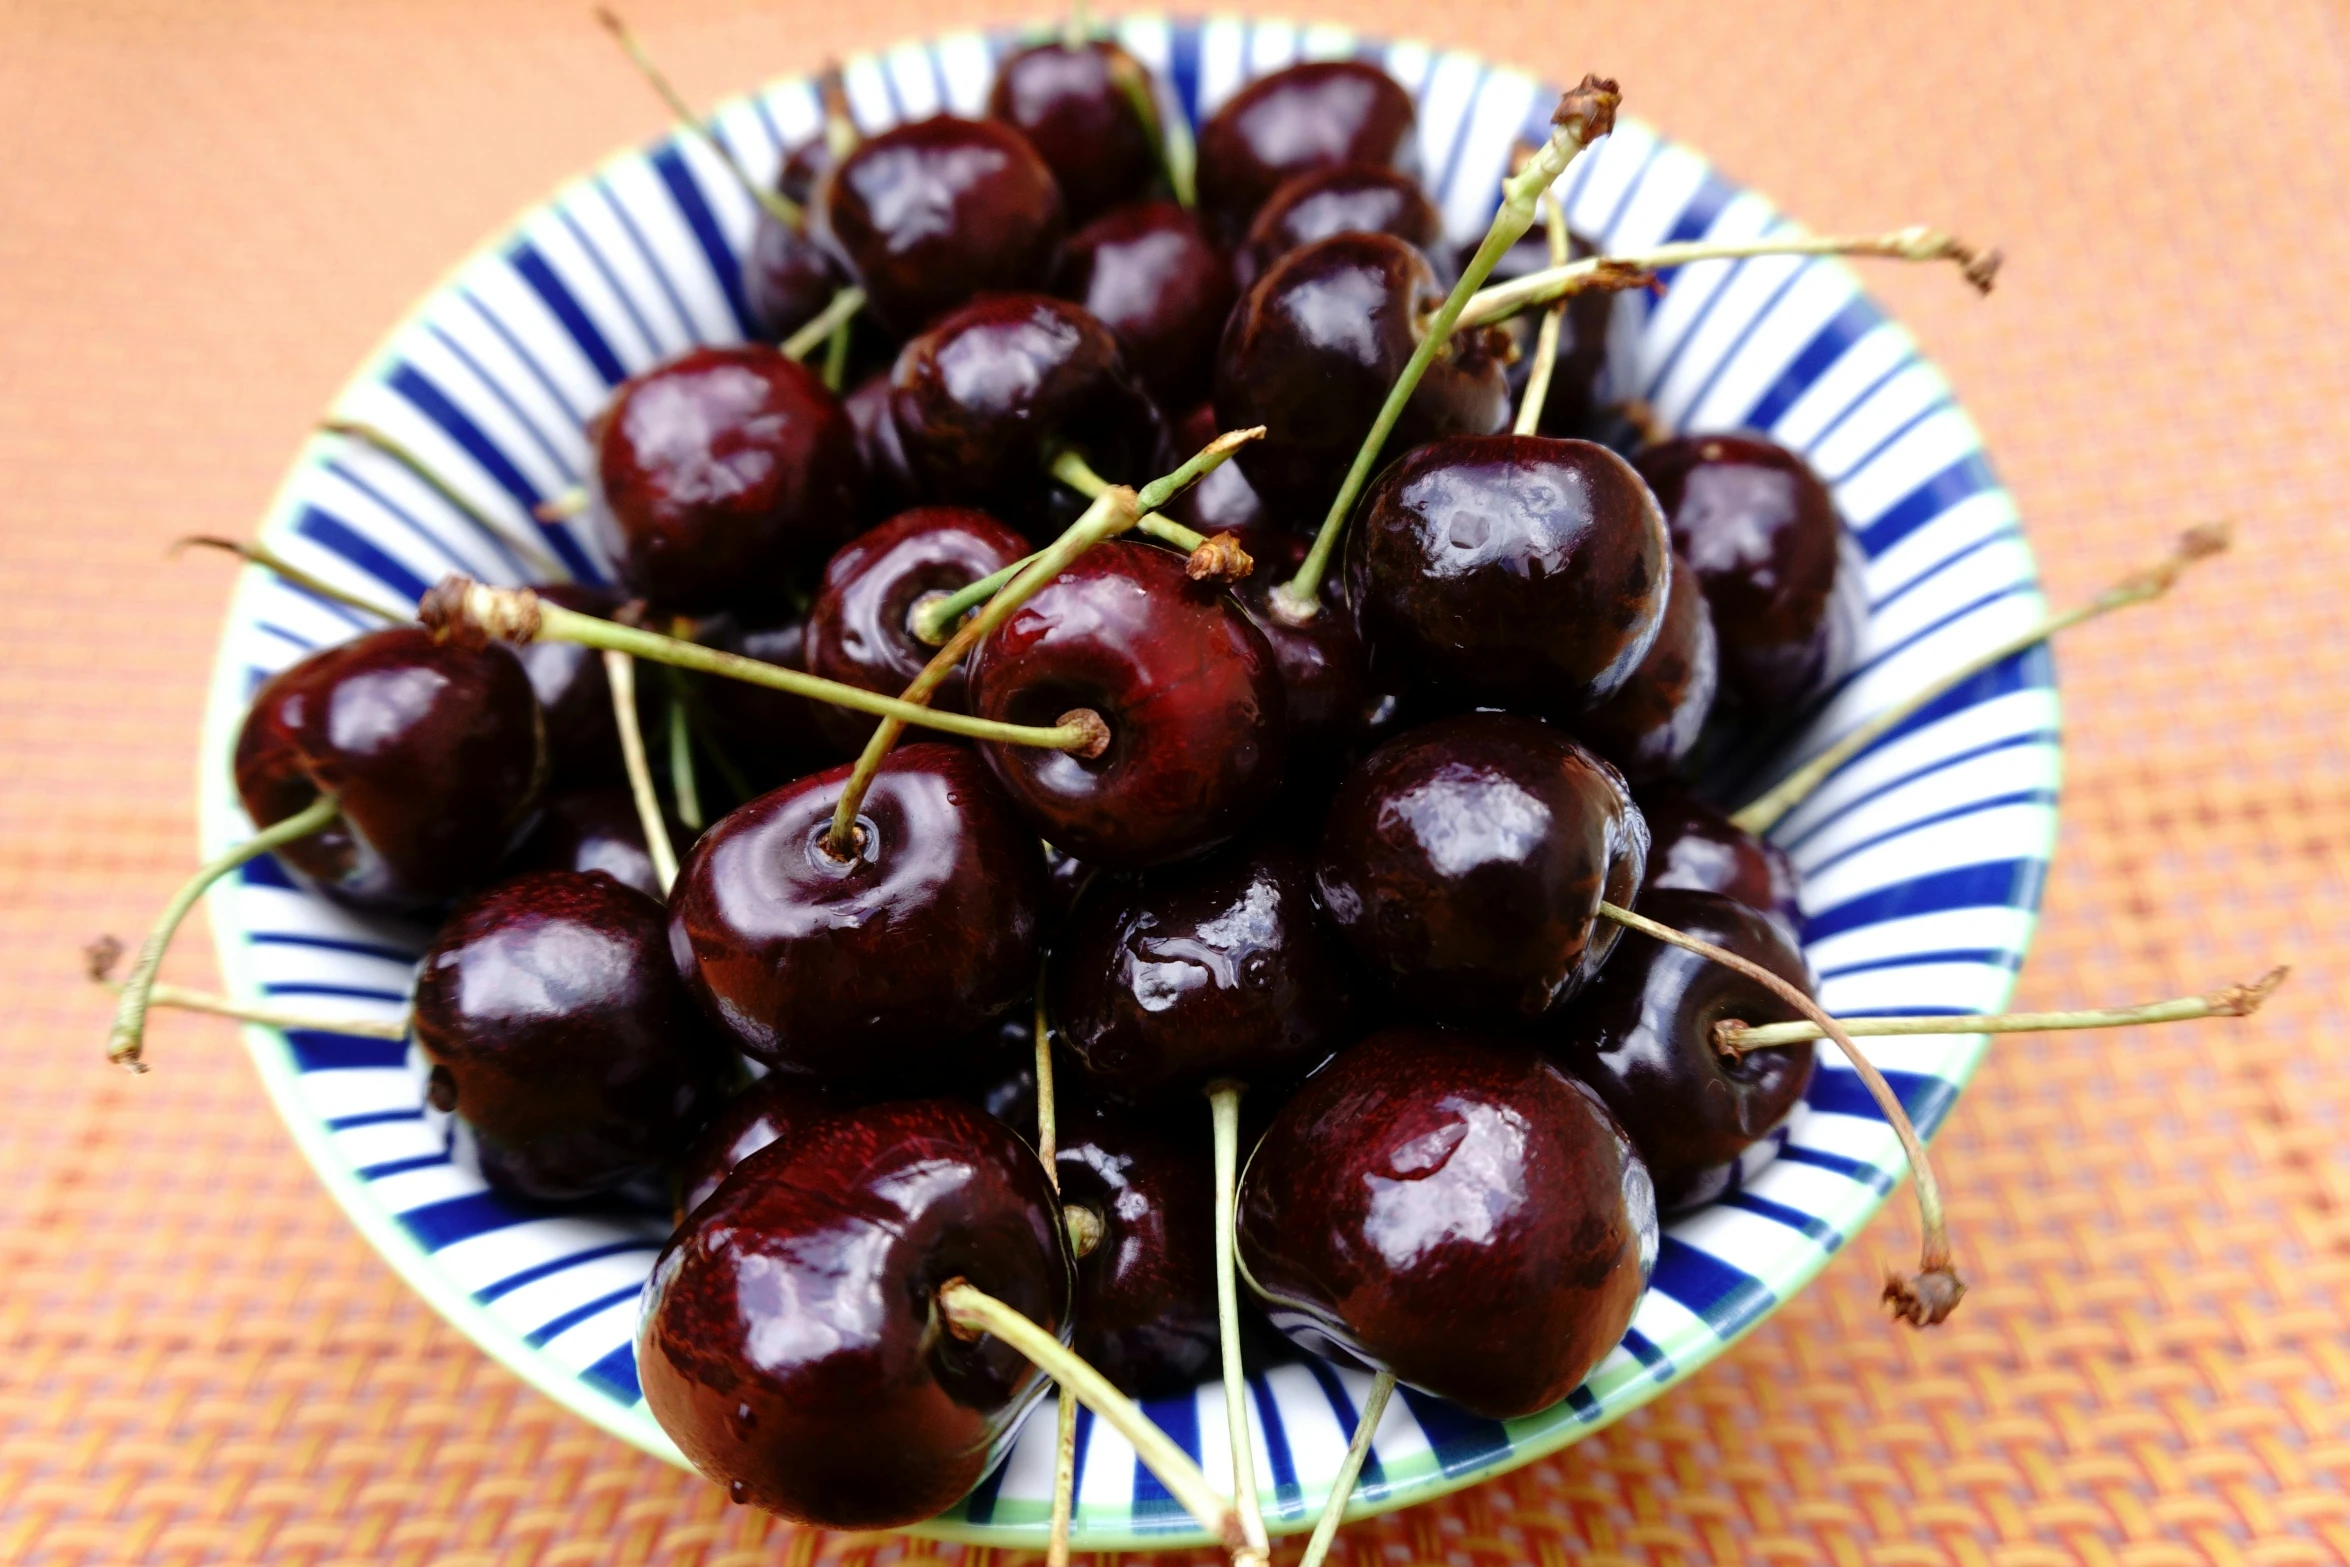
5 1 2347 1562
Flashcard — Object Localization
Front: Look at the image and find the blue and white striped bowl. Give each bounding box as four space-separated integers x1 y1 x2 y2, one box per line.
195 14 2054 1550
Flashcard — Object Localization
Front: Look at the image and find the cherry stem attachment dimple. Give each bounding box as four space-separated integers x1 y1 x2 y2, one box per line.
1595 898 1964 1326
1274 75 1621 620
779 286 867 362
1296 1370 1395 1567
176 535 414 625
1716 967 2290 1054
320 420 568 579
934 1280 1249 1554
602 651 679 894
1510 188 1573 437
1207 1083 1271 1562
594 7 803 230
105 792 343 1074
1731 523 2231 835
87 936 409 1040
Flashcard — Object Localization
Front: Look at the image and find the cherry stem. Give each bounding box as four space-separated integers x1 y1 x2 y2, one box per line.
1105 47 1196 208
1051 449 1254 578
603 650 680 894
105 792 342 1074
87 936 409 1041
1731 523 2230 835
536 486 589 523
419 577 1109 751
1456 226 2001 332
1207 1083 1271 1560
1275 76 1621 619
1594 898 1965 1327
1716 967 2289 1054
176 535 413 625
1046 1388 1080 1567
594 7 804 230
820 312 853 392
1296 1370 1395 1567
1034 991 1059 1179
934 1280 1249 1554
663 672 704 832
320 420 568 579
1031 978 1081 1567
779 285 867 361
817 65 860 158
1510 189 1573 437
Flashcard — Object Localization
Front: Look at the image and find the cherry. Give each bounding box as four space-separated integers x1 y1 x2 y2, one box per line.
515 582 626 788
1236 1026 1655 1418
592 345 865 615
412 869 730 1201
1041 841 1099 933
639 1098 1071 1527
1236 161 1444 288
1196 60 1419 240
1164 402 1270 537
668 742 1044 1088
1346 433 1670 720
987 39 1162 224
1050 833 1355 1107
1054 1102 1219 1397
1480 227 1615 436
1230 527 1397 763
692 610 853 791
888 292 1167 538
743 203 846 343
1633 434 1867 715
1214 232 1510 518
843 369 921 518
1550 888 1814 1213
803 506 1032 752
1055 201 1237 410
512 785 663 899
1316 712 1647 1026
1570 546 1719 781
818 116 1065 336
232 627 545 912
966 539 1287 869
1636 784 1803 939
776 134 835 209
674 1070 839 1217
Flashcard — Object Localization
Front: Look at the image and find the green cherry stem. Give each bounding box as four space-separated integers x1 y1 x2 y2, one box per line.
1594 899 1962 1328
603 650 680 894
1051 449 1254 576
820 310 854 392
1510 189 1573 437
1716 967 2289 1054
105 792 343 1073
319 420 567 579
1034 990 1060 1175
1731 524 2230 835
1106 47 1195 208
176 536 414 625
1295 1370 1396 1567
779 285 868 361
87 936 409 1041
535 487 589 523
1208 1082 1270 1563
595 7 803 230
664 673 704 832
1274 75 1621 620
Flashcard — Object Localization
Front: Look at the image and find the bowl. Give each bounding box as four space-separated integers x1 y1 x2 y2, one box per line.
194 13 2056 1550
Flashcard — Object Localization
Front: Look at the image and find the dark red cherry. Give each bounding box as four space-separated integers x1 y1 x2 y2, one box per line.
1236 161 1444 288
669 742 1045 1088
777 131 836 208
1570 548 1719 781
1634 434 1867 714
967 540 1287 869
1230 528 1397 763
1551 888 1815 1213
1055 201 1238 410
1214 232 1510 518
1316 713 1647 1026
1635 785 1803 940
743 209 844 342
1481 227 1616 437
845 369 922 519
889 292 1166 538
513 582 625 788
1347 434 1671 719
639 1099 1071 1527
512 786 661 899
1050 833 1355 1107
1236 1026 1655 1418
1041 842 1099 933
593 345 864 615
1164 401 1270 537
232 627 544 912
693 611 850 791
1196 60 1419 240
956 1010 1042 1130
987 39 1161 224
802 507 1032 752
674 1071 840 1217
413 870 730 1201
819 116 1065 336
1054 1103 1218 1397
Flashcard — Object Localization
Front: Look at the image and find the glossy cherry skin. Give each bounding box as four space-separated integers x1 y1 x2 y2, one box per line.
1571 547 1719 781
1214 232 1510 518
1165 401 1271 537
819 116 1065 336
967 540 1287 870
593 345 864 615
1636 786 1803 940
669 742 1045 1089
674 1071 840 1217
512 582 625 788
844 369 921 518
693 611 851 792
1481 227 1616 437
743 208 844 342
1051 833 1355 1107
1236 1027 1656 1418
1236 162 1444 288
1634 434 1867 714
413 870 730 1201
1230 528 1398 764
889 293 1166 538
803 507 1032 752
1055 1102 1219 1397
987 39 1161 223
1056 201 1238 410
1196 60 1420 240
233 628 545 912
1551 889 1815 1213
639 1099 1072 1528
512 786 662 900
1316 713 1648 1026
1348 434 1671 720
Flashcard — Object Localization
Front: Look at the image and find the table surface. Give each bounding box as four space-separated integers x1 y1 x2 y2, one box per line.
5 1 2348 1563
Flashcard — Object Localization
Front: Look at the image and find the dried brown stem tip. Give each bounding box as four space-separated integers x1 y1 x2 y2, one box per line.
418 575 543 647
1883 1266 1967 1327
2210 965 2289 1016
1552 75 1622 142
1057 708 1113 761
86 936 125 984
1184 532 1255 583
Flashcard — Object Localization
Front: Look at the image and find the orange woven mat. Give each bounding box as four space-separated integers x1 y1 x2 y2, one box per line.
5 1 2348 1562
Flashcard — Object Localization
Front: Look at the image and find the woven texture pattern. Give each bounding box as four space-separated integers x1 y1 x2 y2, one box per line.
4 1 2347 1563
